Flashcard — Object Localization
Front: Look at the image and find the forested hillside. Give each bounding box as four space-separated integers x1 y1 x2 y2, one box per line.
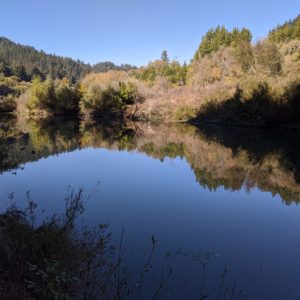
269 15 300 43
0 37 136 83
93 61 136 73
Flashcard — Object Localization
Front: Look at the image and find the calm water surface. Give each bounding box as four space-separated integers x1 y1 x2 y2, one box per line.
1 117 300 299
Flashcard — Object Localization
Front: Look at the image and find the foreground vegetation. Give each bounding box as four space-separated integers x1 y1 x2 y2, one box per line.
0 190 148 299
0 189 245 299
0 15 300 128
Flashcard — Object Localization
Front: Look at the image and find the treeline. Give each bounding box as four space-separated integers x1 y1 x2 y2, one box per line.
269 15 300 43
93 61 136 73
193 26 252 59
0 37 136 83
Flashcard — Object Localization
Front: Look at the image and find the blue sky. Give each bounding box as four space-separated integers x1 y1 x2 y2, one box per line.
0 0 299 66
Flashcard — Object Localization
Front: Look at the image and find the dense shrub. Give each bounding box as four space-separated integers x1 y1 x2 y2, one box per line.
254 41 282 76
26 77 81 116
26 78 55 112
81 71 128 90
80 85 119 117
0 75 29 113
80 81 140 118
54 79 81 115
188 47 245 86
131 60 187 86
232 42 254 72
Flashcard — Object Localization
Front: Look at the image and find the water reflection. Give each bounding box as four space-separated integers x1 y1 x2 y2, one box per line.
2 116 300 299
1 116 300 204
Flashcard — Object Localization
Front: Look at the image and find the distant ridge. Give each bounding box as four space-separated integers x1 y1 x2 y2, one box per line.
0 37 136 82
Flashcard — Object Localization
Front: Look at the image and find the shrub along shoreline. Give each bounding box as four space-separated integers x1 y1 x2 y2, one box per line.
1 15 300 129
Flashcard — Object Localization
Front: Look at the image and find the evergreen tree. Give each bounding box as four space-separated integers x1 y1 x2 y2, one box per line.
161 50 169 63
194 26 252 60
269 15 300 43
0 37 136 82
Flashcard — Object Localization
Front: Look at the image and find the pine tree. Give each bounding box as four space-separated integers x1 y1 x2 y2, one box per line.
161 50 169 63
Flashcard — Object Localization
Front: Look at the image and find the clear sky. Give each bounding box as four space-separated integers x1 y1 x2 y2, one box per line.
0 0 299 66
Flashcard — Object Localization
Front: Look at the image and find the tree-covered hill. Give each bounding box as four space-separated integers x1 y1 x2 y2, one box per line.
0 37 92 83
0 37 136 83
269 15 300 43
193 26 252 60
93 61 136 73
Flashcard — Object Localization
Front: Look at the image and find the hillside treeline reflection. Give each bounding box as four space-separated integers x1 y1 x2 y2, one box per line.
1 116 300 204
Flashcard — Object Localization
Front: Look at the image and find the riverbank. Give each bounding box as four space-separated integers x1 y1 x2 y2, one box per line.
1 16 299 129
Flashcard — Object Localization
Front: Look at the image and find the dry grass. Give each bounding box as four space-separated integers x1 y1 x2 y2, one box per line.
187 47 244 86
81 70 163 101
134 82 236 122
81 71 129 90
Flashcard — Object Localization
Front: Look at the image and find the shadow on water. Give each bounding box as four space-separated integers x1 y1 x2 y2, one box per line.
2 116 300 204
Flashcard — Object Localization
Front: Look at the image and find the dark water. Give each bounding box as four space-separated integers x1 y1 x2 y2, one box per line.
1 117 300 299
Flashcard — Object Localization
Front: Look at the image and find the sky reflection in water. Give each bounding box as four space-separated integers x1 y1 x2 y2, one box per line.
0 118 300 299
